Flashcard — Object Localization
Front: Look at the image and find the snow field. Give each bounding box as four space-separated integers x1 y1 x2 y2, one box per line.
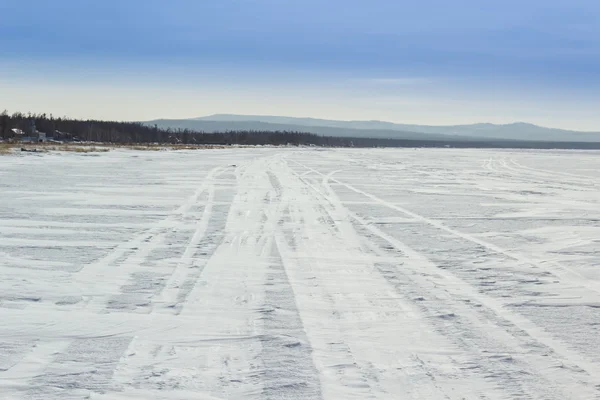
1 148 599 399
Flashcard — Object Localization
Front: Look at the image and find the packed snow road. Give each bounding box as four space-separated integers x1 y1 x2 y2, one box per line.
1 148 599 399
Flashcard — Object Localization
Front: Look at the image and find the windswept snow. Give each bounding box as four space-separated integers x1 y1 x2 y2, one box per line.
1 148 599 399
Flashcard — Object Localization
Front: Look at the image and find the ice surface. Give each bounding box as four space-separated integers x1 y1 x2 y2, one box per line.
1 148 599 399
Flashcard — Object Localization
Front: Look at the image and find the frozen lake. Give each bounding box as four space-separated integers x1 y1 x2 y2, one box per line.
1 148 599 399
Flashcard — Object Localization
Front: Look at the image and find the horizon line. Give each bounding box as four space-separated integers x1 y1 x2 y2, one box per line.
4 109 599 133
156 113 600 133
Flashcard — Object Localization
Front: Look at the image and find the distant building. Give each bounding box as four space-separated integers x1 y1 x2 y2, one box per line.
18 120 52 142
13 127 35 142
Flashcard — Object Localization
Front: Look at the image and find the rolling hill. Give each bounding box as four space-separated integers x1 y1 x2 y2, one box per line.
145 114 600 142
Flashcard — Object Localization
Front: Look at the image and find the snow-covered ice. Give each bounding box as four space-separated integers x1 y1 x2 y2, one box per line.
1 148 599 399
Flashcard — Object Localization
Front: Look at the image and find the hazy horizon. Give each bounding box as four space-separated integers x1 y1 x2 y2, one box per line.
6 107 600 133
154 113 600 132
2 1 599 131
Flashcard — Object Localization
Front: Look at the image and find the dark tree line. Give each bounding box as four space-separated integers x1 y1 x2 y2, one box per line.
0 111 366 146
2 111 600 149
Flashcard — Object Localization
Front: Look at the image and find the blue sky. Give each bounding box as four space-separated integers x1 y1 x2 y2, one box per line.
1 0 599 129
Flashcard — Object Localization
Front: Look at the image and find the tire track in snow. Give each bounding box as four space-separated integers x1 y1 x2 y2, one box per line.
156 179 217 312
259 168 323 399
110 167 239 395
10 167 227 399
484 157 597 193
289 158 600 398
350 215 600 399
498 157 597 192
289 164 497 399
71 166 225 311
276 161 479 399
295 160 600 302
509 157 600 185
106 166 239 314
123 162 264 397
26 336 133 400
260 239 323 399
113 157 319 398
1 150 284 399
273 231 378 400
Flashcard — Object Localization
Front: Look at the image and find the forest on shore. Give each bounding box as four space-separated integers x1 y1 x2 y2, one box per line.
2 111 600 149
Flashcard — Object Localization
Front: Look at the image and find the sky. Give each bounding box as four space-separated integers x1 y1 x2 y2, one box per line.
1 0 599 130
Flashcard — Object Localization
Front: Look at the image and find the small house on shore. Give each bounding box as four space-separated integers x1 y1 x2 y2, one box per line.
11 128 25 137
16 120 52 143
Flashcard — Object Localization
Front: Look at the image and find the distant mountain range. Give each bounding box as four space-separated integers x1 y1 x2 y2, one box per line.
145 114 600 142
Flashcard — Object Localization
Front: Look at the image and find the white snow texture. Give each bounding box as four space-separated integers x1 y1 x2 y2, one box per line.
1 148 599 399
